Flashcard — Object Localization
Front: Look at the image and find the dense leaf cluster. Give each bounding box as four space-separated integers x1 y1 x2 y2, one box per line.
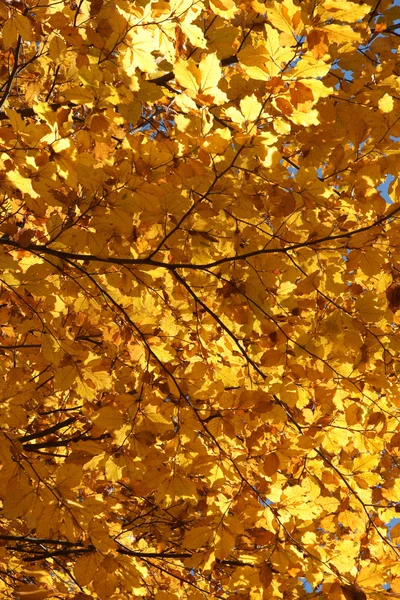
1 0 400 598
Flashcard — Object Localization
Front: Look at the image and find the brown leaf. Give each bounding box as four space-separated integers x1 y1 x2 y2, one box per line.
341 585 367 600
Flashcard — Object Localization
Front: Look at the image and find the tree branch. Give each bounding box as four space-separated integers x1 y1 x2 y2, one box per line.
0 36 22 112
1 202 398 271
19 416 77 442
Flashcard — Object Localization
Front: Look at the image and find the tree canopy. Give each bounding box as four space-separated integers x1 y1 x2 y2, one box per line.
1 0 400 598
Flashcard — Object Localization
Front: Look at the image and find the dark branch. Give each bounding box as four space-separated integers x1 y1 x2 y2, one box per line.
19 416 77 442
0 201 398 272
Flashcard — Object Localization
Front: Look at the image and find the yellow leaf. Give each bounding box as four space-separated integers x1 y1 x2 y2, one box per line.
318 0 371 22
92 405 125 431
48 34 67 64
238 44 270 80
74 552 103 586
355 292 384 322
156 472 198 505
174 58 200 94
75 378 97 401
3 477 34 519
209 0 238 18
339 510 366 532
84 368 112 391
79 65 103 88
105 455 124 482
2 18 19 49
56 463 82 490
184 526 212 549
240 94 262 122
6 170 39 199
93 567 119 600
390 522 400 542
181 22 207 48
199 53 221 94
13 584 53 600
225 106 245 124
14 14 35 41
215 523 236 559
356 563 383 589
352 453 379 473
287 55 331 80
127 30 158 73
378 93 394 113
41 333 62 366
320 23 362 44
266 0 300 35
88 518 117 552
63 86 96 106
4 107 29 134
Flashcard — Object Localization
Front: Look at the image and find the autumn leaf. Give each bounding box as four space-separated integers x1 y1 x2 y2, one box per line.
74 552 103 587
0 0 399 599
378 93 394 113
13 584 54 600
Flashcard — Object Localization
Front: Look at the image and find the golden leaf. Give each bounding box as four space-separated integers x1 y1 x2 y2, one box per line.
240 94 262 122
174 58 200 94
209 0 238 18
378 93 394 113
263 452 280 476
13 585 54 600
14 14 34 41
74 552 103 586
215 523 236 560
0 0 399 597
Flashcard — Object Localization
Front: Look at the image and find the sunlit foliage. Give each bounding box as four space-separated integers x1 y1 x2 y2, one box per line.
1 0 400 598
